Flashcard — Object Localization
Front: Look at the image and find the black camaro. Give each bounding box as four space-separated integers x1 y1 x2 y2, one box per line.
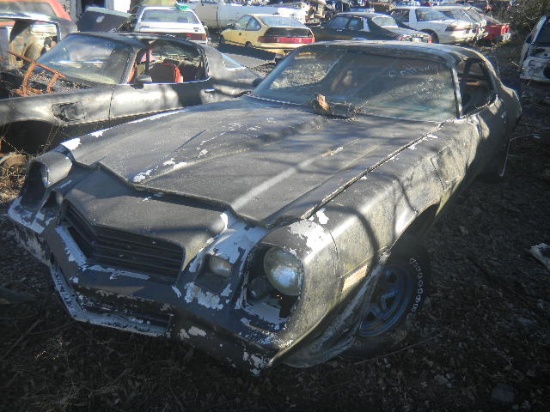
9 41 521 375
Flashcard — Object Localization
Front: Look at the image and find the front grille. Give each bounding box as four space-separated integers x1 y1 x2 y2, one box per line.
63 203 184 279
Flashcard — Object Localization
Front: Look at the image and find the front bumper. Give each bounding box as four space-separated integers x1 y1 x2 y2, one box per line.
9 208 279 374
9 198 373 375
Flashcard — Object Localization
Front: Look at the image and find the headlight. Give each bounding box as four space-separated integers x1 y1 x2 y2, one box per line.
263 248 303 297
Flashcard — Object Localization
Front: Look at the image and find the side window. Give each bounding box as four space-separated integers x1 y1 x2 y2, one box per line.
328 16 349 29
347 18 364 31
234 17 250 30
416 10 427 22
457 59 494 115
246 19 261 31
391 10 409 23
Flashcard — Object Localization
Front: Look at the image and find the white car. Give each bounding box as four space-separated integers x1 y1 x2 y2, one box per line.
434 5 487 42
519 15 550 83
390 6 475 44
125 6 208 45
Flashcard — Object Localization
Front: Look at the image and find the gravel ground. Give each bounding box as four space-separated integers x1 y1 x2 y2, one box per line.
1 39 549 411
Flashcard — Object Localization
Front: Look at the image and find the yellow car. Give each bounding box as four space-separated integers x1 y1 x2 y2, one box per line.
219 14 315 55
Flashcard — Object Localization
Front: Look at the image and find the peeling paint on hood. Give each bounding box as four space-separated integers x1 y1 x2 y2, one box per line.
66 99 439 225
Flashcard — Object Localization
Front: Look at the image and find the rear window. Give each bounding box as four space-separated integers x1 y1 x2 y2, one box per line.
258 16 305 27
0 2 56 16
141 9 200 24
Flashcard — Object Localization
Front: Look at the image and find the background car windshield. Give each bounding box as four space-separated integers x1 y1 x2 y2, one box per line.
372 15 399 28
258 15 305 27
142 9 200 24
253 48 457 122
37 35 132 84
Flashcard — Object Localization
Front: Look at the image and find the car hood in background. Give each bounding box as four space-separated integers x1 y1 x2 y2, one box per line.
65 98 440 226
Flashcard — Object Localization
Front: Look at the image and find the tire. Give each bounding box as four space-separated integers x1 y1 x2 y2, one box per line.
422 30 438 44
219 36 226 46
245 41 253 48
346 237 430 358
0 152 28 190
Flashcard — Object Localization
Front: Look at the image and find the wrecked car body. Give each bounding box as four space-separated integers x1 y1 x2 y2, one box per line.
9 41 522 375
520 15 550 83
0 31 260 172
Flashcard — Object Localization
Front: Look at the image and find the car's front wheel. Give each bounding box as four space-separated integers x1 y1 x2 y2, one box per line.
219 35 226 46
347 238 430 357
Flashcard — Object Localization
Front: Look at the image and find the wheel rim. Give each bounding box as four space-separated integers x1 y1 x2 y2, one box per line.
0 153 27 189
358 262 414 337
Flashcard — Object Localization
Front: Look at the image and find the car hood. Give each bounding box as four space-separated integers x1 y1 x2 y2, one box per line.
66 98 440 226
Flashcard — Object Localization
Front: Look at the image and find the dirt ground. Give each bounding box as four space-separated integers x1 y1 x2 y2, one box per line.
1 39 549 411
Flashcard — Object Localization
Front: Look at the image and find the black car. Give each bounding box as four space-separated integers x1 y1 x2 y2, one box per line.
0 31 260 175
311 12 432 42
9 41 521 375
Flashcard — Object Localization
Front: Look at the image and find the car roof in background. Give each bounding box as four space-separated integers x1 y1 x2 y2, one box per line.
335 12 392 18
302 40 485 63
68 31 221 56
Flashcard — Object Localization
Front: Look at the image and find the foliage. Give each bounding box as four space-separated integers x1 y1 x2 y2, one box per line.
509 0 550 34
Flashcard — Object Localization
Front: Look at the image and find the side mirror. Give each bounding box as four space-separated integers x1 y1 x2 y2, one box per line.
226 23 235 29
134 74 152 87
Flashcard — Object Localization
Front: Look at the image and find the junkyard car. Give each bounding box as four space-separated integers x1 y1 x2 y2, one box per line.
390 6 475 44
9 41 522 375
120 5 209 45
519 15 550 83
310 11 432 43
433 5 487 42
0 31 260 172
482 14 511 44
219 14 314 55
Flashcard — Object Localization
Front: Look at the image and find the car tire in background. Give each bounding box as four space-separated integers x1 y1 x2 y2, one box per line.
346 236 430 358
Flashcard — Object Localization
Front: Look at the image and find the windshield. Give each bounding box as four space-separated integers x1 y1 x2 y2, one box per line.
141 9 200 24
252 48 457 122
37 35 133 84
